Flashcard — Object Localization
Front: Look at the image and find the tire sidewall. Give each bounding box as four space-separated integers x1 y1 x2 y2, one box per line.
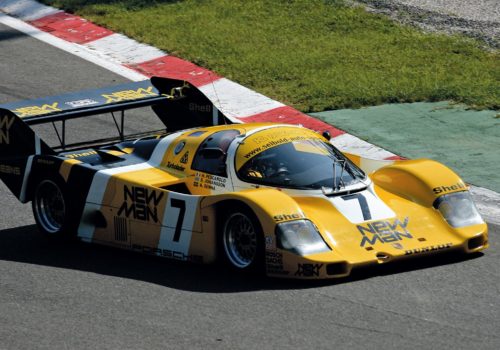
32 176 72 238
219 204 264 273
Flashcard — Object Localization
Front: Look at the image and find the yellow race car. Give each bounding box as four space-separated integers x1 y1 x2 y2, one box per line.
0 77 488 279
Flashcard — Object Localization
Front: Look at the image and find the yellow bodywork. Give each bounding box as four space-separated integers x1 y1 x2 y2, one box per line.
66 123 487 279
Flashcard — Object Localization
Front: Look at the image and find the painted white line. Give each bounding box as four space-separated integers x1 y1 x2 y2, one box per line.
0 0 60 21
84 33 166 65
330 133 397 160
0 13 148 82
200 78 284 119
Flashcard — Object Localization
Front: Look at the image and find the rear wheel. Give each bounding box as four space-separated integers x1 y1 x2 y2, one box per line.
32 178 69 236
221 206 264 272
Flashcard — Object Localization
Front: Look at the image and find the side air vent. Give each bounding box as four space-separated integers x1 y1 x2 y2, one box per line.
114 216 128 242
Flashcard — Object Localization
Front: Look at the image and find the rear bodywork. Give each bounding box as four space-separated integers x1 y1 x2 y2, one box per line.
0 77 488 279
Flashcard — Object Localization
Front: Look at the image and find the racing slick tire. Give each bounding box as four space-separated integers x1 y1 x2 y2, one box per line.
220 204 265 273
32 176 72 238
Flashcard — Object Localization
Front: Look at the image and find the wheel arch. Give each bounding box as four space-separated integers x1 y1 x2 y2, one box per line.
198 188 306 265
371 159 467 206
24 156 69 203
202 188 305 236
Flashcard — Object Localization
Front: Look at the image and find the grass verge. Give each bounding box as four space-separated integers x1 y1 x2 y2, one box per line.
41 0 499 112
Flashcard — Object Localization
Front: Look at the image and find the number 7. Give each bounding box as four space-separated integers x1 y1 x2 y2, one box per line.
343 193 372 221
170 198 186 242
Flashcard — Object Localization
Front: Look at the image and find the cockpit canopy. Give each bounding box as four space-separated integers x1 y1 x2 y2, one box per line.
236 126 366 190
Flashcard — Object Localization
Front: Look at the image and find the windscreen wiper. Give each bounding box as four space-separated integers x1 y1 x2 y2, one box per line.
332 158 347 191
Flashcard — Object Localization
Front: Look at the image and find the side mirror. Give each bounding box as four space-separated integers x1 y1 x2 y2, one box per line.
322 130 331 140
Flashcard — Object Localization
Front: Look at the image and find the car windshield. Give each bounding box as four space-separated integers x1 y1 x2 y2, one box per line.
237 134 366 190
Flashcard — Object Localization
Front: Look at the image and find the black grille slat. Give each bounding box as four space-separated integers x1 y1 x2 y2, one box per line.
114 216 128 241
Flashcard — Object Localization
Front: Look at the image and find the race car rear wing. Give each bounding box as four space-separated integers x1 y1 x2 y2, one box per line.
0 77 232 150
0 77 233 201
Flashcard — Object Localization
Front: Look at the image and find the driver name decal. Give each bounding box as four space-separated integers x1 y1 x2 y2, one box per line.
357 217 412 247
193 172 226 190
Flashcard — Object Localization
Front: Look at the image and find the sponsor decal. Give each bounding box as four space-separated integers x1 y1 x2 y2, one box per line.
251 129 307 145
265 251 289 275
295 263 323 277
65 99 98 108
102 87 156 104
433 182 466 194
14 102 61 117
64 150 98 159
243 135 309 159
357 217 412 247
166 161 185 172
405 243 453 256
273 213 303 222
37 159 55 165
179 151 189 164
118 185 164 223
193 172 226 190
0 115 15 145
132 244 203 263
174 141 185 155
189 103 211 113
0 164 20 175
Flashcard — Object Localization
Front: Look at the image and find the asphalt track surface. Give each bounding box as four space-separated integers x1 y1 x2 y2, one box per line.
0 22 499 350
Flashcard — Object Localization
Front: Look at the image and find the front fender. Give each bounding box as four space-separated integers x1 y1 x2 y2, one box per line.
371 159 467 207
201 188 304 235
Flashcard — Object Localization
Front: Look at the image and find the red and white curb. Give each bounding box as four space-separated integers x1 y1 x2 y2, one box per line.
0 0 398 160
1 0 499 224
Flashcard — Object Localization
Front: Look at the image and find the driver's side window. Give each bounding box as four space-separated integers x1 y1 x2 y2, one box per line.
191 130 240 176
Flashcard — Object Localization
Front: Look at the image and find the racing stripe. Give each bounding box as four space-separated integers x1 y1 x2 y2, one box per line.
19 136 41 203
77 162 153 242
77 131 183 242
157 192 200 259
19 156 34 203
327 187 395 224
148 131 184 167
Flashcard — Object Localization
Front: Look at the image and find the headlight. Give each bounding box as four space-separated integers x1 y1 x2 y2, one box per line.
275 220 331 256
435 191 484 228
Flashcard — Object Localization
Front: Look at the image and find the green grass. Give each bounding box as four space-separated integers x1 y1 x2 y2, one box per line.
41 0 499 112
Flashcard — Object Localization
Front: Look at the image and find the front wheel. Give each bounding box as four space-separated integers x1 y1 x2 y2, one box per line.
221 206 264 272
32 178 69 236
